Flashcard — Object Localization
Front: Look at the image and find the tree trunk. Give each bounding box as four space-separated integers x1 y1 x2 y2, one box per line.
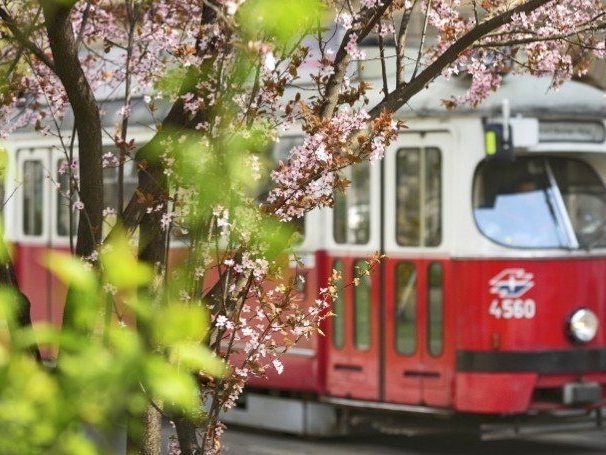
41 3 104 330
126 130 170 453
141 405 163 455
174 418 198 455
127 404 163 455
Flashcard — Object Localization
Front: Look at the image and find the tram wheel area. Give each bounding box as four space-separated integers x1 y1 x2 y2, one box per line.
220 389 605 441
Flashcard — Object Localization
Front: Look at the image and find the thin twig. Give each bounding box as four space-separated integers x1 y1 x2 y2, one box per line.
411 0 431 80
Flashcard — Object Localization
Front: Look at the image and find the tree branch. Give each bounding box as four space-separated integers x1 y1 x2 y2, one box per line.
396 1 417 87
474 22 606 49
0 6 55 71
320 1 394 118
378 33 388 96
411 0 431 80
41 3 104 337
369 0 555 117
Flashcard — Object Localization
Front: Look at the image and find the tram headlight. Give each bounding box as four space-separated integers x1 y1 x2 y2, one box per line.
568 309 599 344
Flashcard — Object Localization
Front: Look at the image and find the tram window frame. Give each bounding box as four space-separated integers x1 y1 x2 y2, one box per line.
332 260 345 350
333 161 371 245
395 147 442 247
394 261 417 356
426 262 444 358
353 260 372 351
22 159 44 237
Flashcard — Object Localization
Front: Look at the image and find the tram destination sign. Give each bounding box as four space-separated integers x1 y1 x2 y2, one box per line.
539 120 605 143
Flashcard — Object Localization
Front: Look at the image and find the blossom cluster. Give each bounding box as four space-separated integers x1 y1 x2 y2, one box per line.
267 108 398 221
430 0 606 107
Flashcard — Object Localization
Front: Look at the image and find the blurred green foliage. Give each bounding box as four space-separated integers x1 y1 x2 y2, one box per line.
0 233 224 454
239 0 325 45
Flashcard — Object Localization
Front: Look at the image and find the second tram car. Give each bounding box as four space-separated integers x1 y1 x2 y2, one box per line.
4 75 606 436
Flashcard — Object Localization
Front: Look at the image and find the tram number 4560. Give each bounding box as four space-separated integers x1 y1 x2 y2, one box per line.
489 299 536 320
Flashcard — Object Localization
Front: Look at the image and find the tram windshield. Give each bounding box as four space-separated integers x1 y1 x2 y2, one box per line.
473 157 606 249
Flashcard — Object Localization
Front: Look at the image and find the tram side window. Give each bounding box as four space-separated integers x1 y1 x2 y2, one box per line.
425 148 442 246
23 160 43 236
354 261 371 350
395 262 416 355
332 261 345 349
334 162 370 245
396 148 442 247
56 159 78 237
427 262 444 357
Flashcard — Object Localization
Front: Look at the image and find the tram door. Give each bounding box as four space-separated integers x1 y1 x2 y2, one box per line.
15 148 75 329
15 148 53 326
382 131 454 407
325 160 382 401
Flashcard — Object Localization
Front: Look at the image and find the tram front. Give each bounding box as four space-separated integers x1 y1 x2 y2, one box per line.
454 119 606 416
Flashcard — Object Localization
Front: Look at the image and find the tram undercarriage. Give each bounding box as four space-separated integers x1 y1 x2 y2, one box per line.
223 389 604 440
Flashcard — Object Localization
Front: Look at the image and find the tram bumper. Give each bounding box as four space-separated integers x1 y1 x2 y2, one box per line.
563 382 602 406
454 349 606 414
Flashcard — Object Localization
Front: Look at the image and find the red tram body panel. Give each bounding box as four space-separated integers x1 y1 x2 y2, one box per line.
453 258 606 413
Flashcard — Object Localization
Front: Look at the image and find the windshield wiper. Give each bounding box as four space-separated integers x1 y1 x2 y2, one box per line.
545 159 579 250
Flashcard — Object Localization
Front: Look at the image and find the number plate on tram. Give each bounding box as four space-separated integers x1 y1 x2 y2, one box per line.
488 268 536 320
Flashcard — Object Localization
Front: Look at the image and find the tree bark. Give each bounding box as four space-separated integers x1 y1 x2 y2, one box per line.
128 3 220 450
141 405 163 455
127 404 163 455
125 145 168 452
174 418 197 455
41 3 104 329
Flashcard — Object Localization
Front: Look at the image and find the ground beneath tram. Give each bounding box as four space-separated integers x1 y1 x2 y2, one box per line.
216 426 606 455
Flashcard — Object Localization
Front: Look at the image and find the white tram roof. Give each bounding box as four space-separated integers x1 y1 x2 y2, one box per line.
389 75 606 120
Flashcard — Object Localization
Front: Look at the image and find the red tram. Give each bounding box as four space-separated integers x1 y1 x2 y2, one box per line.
4 75 606 437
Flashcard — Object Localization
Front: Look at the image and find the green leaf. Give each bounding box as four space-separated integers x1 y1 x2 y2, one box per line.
14 324 61 349
45 252 96 292
59 433 97 455
101 232 152 290
233 208 295 260
153 302 209 346
169 343 226 377
239 0 325 44
155 65 193 97
108 326 142 358
0 147 8 182
144 357 199 413
0 287 18 326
